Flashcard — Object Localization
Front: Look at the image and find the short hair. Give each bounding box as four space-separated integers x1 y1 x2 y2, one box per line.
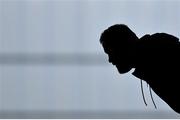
100 24 138 48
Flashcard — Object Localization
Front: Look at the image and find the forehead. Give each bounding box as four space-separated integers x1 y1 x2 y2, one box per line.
102 40 117 49
102 42 118 54
102 42 130 56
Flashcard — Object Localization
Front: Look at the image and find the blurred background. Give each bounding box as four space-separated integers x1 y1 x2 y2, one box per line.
0 0 180 118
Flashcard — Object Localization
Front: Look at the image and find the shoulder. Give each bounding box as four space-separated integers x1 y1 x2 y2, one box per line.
140 33 179 44
151 33 179 43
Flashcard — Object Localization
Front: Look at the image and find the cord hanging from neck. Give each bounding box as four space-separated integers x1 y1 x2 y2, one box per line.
149 87 157 109
140 80 147 106
140 79 157 109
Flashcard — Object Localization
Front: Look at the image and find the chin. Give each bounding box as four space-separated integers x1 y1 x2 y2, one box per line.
116 65 131 74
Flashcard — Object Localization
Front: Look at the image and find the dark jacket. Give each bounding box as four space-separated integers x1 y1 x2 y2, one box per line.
132 33 180 113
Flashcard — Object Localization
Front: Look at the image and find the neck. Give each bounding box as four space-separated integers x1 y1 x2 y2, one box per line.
130 41 139 68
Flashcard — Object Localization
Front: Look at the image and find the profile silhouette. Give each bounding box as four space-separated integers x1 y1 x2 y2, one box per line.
100 24 180 114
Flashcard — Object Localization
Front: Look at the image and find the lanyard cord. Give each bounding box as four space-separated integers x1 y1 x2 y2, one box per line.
140 79 157 109
141 80 147 106
149 86 157 109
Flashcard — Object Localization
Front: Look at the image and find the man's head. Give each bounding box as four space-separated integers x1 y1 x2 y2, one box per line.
100 24 138 74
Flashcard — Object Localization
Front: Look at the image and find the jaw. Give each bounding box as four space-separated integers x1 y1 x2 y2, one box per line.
116 64 132 74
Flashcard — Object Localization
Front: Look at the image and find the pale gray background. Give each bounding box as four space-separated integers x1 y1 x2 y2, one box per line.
0 0 180 118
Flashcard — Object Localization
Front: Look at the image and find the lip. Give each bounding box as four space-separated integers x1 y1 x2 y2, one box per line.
111 62 116 65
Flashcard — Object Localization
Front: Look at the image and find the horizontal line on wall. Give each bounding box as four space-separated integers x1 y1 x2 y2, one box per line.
0 53 108 65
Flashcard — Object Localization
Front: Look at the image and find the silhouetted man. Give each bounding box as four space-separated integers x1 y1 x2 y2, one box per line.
100 24 180 114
